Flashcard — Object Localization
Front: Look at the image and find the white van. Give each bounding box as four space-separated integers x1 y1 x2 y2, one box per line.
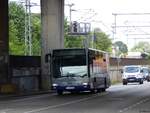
122 65 144 85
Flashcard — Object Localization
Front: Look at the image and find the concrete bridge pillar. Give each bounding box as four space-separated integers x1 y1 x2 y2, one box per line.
41 0 64 90
0 0 9 84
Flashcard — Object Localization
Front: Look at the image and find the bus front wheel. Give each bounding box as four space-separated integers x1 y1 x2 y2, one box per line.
90 89 96 94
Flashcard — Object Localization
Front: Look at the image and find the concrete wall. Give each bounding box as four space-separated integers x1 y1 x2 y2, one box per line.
10 56 41 92
110 58 150 66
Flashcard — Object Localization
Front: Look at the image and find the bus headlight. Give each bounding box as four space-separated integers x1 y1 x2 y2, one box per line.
82 83 88 85
52 83 58 87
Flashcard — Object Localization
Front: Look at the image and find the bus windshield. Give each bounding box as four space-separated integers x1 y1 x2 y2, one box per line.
61 66 87 77
52 55 87 78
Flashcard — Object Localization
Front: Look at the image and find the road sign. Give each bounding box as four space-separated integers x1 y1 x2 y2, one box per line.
69 22 91 36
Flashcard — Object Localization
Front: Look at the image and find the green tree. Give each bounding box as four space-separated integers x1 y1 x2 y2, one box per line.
31 14 41 56
131 41 150 53
131 41 150 58
93 31 112 52
113 41 128 56
9 1 25 55
9 2 41 56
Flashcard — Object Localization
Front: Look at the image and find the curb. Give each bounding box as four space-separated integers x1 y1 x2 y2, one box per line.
0 90 55 99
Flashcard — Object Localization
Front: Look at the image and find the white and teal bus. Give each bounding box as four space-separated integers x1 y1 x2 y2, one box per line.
47 48 111 95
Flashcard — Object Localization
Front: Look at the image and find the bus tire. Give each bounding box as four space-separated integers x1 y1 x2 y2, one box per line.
97 89 101 93
103 79 107 92
57 90 63 95
90 89 96 94
101 88 106 92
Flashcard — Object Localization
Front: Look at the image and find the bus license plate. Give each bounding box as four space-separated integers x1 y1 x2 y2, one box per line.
66 87 75 90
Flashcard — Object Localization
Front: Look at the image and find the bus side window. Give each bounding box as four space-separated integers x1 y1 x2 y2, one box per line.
89 57 94 77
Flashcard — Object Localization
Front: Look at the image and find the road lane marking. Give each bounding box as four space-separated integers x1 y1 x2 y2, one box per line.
24 92 109 113
119 98 150 113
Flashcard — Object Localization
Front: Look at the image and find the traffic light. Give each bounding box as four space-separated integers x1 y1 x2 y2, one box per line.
72 21 78 32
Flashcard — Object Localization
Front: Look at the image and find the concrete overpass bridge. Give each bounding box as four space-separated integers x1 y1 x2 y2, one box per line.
0 0 64 91
1 0 150 93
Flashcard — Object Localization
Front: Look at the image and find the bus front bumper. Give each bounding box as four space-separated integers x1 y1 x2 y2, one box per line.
53 85 90 92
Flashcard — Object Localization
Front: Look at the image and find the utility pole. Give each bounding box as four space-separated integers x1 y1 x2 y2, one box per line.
20 0 39 56
24 0 32 56
65 3 75 23
112 13 117 41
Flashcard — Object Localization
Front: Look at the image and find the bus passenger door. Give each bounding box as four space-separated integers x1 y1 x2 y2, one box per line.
89 59 102 89
91 57 106 89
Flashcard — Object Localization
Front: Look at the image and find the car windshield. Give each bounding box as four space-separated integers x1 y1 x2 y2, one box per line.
61 66 87 77
124 66 140 73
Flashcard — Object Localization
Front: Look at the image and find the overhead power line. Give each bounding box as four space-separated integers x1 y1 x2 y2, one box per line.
112 12 150 41
90 20 113 33
112 25 150 28
112 13 150 15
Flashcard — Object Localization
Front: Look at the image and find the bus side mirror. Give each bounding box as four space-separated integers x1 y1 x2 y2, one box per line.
45 53 51 63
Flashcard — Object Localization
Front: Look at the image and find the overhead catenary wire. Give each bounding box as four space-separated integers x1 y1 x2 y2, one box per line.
112 13 150 45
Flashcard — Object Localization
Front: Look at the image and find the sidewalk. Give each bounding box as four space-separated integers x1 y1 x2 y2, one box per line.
0 90 55 99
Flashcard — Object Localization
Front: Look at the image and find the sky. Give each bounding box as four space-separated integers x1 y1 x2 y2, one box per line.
65 0 150 50
10 0 150 50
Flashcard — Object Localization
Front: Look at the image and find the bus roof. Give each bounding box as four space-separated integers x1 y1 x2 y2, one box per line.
52 48 107 53
52 48 108 56
88 48 108 54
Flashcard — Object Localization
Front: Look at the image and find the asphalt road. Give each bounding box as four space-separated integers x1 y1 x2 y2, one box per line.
0 82 150 113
